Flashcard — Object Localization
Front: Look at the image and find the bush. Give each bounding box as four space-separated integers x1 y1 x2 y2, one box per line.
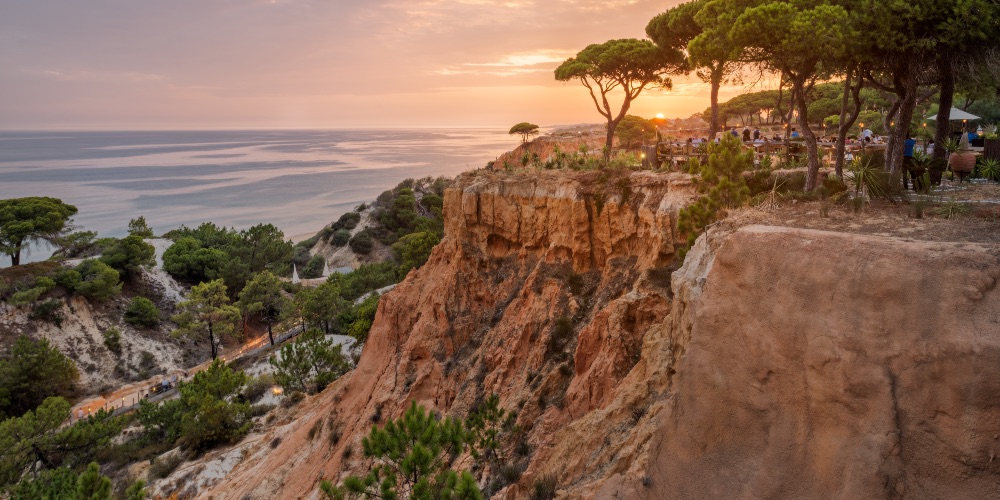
531 474 558 500
0 336 80 419
75 259 122 302
331 212 362 231
103 326 123 354
124 297 160 328
331 229 352 247
148 453 184 480
677 136 752 259
547 317 574 358
29 299 63 326
302 254 326 279
281 391 306 408
53 268 83 291
100 234 155 278
243 374 274 404
392 231 440 273
270 330 350 394
9 287 45 306
348 230 374 255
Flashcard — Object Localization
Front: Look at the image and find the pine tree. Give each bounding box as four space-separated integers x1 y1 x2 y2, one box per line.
173 279 241 359
238 270 289 345
466 394 519 484
269 329 349 394
321 401 482 499
75 463 111 500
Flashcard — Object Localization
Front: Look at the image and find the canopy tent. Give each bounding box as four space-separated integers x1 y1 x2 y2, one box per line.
926 108 981 121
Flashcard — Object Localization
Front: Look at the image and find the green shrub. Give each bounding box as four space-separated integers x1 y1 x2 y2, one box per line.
30 299 64 326
75 259 122 302
531 474 558 500
269 329 350 394
103 326 123 354
392 231 440 273
282 391 306 408
676 136 752 259
54 268 82 291
348 230 374 255
331 229 352 247
0 336 80 419
148 453 184 480
9 287 45 306
124 297 159 328
302 254 326 279
331 212 362 231
243 374 274 404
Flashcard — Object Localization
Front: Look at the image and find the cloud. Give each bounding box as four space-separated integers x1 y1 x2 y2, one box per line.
434 49 574 77
39 69 165 83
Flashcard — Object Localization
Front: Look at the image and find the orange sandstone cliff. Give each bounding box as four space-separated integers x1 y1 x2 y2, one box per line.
202 170 1000 499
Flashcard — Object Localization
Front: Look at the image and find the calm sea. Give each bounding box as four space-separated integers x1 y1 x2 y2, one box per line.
0 129 514 266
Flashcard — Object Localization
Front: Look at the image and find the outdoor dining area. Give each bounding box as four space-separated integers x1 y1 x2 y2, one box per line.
651 107 997 172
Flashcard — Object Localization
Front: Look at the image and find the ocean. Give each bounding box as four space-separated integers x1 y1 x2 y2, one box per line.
0 129 515 266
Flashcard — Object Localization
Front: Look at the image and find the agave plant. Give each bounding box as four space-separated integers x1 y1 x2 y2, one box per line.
942 138 961 154
848 153 887 202
978 157 1000 182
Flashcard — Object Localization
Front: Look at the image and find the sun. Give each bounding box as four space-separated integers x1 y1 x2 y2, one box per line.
655 113 665 119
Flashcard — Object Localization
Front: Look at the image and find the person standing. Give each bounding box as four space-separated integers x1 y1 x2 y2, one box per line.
742 127 751 142
753 127 761 140
903 134 918 190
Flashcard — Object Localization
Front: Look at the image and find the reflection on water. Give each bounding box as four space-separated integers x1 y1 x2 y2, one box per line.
0 129 514 266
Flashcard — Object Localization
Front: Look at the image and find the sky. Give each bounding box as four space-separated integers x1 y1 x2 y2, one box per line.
0 0 755 130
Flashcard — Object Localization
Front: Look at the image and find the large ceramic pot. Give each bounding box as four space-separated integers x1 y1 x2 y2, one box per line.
949 151 977 181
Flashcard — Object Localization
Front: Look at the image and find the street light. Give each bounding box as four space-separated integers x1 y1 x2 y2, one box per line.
859 122 865 153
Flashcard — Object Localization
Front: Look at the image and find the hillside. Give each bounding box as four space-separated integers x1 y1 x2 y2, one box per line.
195 166 1000 498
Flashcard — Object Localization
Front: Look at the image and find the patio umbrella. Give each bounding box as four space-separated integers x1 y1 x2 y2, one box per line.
926 108 981 121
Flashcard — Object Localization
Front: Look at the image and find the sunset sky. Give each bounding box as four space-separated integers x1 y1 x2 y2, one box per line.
1 0 757 130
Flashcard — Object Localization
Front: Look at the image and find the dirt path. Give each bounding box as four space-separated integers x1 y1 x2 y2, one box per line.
68 332 273 421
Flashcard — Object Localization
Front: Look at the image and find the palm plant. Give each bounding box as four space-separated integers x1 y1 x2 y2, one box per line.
977 157 1000 182
848 153 887 203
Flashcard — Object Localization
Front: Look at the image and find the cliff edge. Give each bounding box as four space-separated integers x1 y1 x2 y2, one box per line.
202 170 1000 499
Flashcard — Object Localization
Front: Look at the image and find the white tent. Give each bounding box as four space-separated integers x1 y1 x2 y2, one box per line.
926 108 981 121
291 264 300 284
322 260 331 278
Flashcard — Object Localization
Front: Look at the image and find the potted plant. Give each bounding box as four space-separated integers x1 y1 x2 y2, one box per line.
947 137 976 182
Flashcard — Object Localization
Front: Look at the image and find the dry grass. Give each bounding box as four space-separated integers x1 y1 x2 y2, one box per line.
725 180 1000 245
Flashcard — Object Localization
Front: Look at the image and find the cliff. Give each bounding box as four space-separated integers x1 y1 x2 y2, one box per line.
200 170 1000 499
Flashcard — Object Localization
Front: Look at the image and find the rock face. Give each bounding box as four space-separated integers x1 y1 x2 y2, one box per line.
644 225 1000 499
204 170 696 498
204 170 1000 499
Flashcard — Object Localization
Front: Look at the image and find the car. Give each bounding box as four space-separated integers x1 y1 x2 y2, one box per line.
148 382 171 397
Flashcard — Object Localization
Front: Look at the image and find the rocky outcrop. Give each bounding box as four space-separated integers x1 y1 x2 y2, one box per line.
203 170 1000 499
640 225 1000 499
202 169 696 498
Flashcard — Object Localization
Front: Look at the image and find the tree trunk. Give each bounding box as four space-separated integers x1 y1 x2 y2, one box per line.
933 54 955 163
709 67 723 139
794 79 822 192
888 75 918 176
208 321 217 360
10 238 23 266
835 68 853 179
267 319 274 346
